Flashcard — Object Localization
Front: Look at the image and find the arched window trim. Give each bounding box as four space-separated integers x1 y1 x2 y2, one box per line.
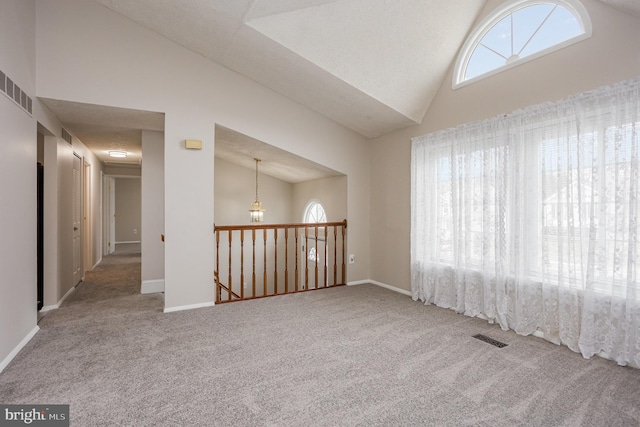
452 0 592 90
302 199 327 224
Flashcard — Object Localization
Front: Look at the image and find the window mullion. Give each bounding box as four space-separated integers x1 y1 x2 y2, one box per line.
516 5 558 57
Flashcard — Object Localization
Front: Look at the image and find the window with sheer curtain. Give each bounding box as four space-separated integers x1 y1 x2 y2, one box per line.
411 78 639 367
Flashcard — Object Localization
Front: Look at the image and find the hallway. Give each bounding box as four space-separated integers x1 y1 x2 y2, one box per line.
61 242 159 309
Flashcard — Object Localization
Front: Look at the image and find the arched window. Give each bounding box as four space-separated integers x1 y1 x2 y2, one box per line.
303 200 327 224
453 0 591 88
302 200 327 264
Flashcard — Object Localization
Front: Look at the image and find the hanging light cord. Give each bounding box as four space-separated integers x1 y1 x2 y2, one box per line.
254 158 260 201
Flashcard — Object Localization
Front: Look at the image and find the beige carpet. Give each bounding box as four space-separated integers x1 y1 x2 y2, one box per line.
1 245 639 426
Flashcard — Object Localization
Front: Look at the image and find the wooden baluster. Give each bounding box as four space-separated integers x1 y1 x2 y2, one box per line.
314 225 319 289
215 229 220 302
295 227 299 292
341 221 346 284
305 226 309 291
212 221 347 299
274 228 278 295
263 228 268 296
284 227 289 293
240 230 245 300
228 230 233 301
252 229 256 298
333 225 338 287
324 224 328 288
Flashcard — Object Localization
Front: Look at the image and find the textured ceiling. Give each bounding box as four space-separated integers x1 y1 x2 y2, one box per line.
40 98 339 182
44 0 640 179
215 125 343 183
93 0 487 138
40 98 164 166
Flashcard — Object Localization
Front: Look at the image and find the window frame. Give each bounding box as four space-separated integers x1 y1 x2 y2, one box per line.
452 0 592 90
302 199 327 224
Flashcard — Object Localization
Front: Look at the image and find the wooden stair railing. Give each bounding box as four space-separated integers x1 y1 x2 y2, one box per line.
214 270 241 301
214 220 347 303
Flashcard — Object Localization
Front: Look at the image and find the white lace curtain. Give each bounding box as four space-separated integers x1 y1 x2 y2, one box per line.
411 77 639 367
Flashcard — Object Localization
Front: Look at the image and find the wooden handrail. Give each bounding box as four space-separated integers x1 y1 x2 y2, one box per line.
214 220 347 232
214 270 241 300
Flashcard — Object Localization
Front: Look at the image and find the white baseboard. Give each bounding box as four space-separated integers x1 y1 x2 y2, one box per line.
58 285 76 306
39 285 76 312
164 301 215 313
0 326 39 373
347 279 412 297
92 257 102 270
142 279 165 294
115 241 141 244
347 280 371 286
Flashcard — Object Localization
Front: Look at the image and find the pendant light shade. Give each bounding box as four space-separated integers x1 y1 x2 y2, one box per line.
249 158 265 222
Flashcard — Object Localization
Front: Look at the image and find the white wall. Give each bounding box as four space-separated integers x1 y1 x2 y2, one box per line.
141 130 165 293
56 138 75 297
36 0 370 311
41 128 103 307
0 0 38 371
104 166 140 177
114 177 141 243
292 176 347 223
214 157 294 225
369 0 640 292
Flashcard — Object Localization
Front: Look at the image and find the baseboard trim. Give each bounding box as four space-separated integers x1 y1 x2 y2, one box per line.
92 257 102 270
58 285 76 306
115 241 141 244
347 280 371 286
39 285 76 312
0 326 39 373
348 279 412 297
142 279 165 294
164 301 215 313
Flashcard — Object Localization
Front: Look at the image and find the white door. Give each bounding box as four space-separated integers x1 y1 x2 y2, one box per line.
102 175 116 255
109 178 116 254
72 153 82 285
83 161 92 273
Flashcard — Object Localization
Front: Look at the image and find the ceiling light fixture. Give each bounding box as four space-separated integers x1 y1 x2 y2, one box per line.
108 150 128 158
249 158 265 223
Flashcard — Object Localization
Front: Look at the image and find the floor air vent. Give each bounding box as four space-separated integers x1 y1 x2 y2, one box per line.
473 334 508 348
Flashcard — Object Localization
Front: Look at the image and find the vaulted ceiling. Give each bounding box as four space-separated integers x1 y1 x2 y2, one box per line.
43 0 640 179
93 0 487 138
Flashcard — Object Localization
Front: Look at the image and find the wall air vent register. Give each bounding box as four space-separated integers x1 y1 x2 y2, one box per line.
0 69 33 116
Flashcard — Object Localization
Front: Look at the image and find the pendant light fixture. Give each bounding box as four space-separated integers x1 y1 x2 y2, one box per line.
249 158 265 223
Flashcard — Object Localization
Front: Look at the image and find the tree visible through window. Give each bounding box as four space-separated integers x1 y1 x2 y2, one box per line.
453 0 591 88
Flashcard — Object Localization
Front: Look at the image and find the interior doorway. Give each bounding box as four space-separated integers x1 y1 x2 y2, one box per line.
37 162 44 311
72 153 83 286
102 174 116 256
83 160 92 274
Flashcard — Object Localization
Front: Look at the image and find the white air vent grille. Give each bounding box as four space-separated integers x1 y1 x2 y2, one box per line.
0 69 32 116
61 128 73 145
